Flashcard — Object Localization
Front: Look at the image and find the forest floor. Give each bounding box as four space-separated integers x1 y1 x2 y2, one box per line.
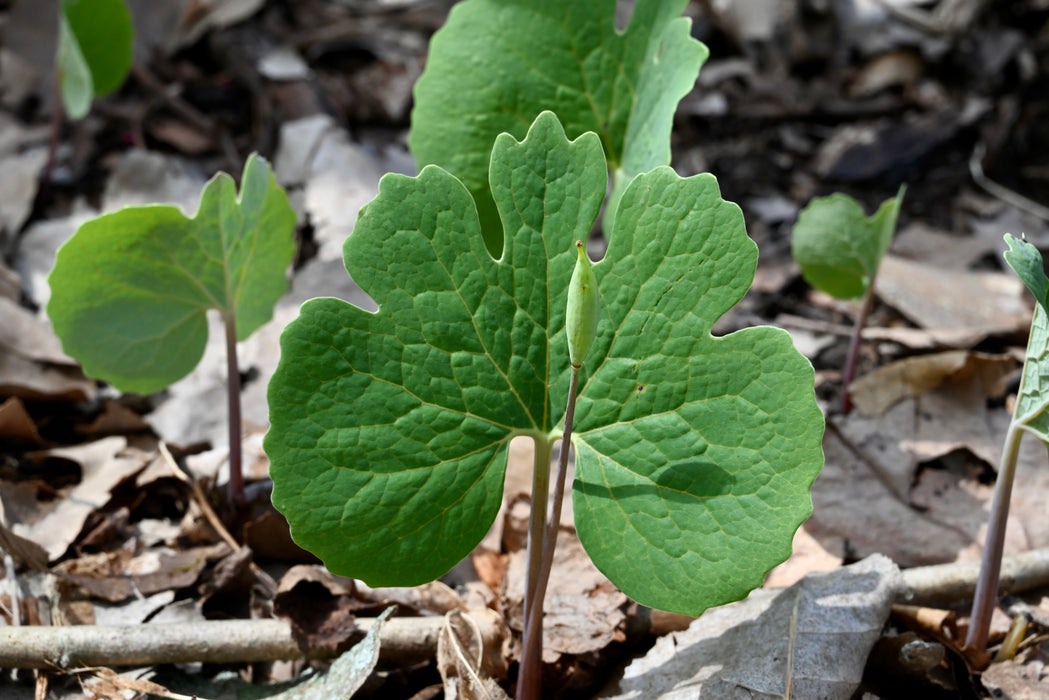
2 0 1049 698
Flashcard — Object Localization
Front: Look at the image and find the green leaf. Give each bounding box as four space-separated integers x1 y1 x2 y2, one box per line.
267 112 824 615
408 0 708 249
791 187 905 299
62 0 134 96
57 11 93 120
1004 234 1049 443
1004 233 1049 314
1015 304 1049 443
47 154 296 395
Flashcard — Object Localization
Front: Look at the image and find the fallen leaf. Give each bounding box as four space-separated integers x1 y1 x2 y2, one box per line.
0 396 49 448
274 114 383 261
503 528 627 663
12 437 149 561
876 255 1028 336
850 350 1017 416
438 609 511 700
268 607 394 700
274 565 363 656
600 554 904 700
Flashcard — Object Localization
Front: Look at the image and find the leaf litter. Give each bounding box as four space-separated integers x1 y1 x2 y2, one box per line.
2 0 1049 697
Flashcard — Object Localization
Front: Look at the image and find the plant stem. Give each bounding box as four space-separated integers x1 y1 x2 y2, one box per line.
965 418 1024 653
840 279 877 414
524 435 552 626
224 313 244 504
517 366 581 700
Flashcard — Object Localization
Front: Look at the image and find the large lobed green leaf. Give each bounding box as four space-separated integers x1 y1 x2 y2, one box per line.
266 112 823 615
791 187 904 299
408 0 707 247
48 154 296 395
57 0 134 119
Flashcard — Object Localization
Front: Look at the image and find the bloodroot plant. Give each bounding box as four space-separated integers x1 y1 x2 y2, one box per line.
264 112 825 698
966 233 1049 656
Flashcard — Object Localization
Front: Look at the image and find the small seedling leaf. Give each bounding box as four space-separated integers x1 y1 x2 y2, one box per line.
48 154 296 395
57 0 133 118
57 12 93 120
791 187 905 299
1003 233 1049 314
408 0 708 249
1003 233 1049 441
266 112 824 615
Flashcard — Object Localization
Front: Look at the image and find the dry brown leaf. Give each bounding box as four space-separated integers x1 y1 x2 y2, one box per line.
850 350 1016 416
437 609 511 700
601 555 904 699
11 438 150 561
0 351 95 402
354 580 466 616
503 528 627 663
808 425 977 566
0 396 48 448
274 565 363 656
876 255 1028 336
73 400 152 438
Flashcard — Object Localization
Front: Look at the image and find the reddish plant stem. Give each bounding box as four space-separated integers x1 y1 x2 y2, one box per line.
34 82 65 214
840 279 877 414
517 366 581 700
965 419 1024 653
224 313 244 504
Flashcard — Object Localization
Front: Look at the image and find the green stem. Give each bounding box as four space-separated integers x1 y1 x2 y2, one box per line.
840 279 877 414
523 435 552 626
517 366 580 700
224 313 244 504
965 418 1024 653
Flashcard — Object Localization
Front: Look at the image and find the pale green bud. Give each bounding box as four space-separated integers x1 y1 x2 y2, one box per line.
566 240 600 367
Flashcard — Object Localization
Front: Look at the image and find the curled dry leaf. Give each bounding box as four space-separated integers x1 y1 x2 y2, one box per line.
438 609 511 700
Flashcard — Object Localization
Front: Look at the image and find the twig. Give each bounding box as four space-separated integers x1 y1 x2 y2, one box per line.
901 547 1049 606
158 442 277 595
158 442 238 552
970 141 1049 222
0 616 502 670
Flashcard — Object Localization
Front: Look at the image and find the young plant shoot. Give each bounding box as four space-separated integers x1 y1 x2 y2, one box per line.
791 187 905 413
966 233 1049 655
265 112 825 698
48 154 296 505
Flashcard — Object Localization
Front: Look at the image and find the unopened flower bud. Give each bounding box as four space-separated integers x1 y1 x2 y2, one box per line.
566 240 600 367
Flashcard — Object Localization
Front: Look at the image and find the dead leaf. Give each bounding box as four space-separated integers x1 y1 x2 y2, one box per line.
274 565 362 656
850 350 1017 416
503 528 627 663
438 609 511 700
876 255 1028 336
0 350 95 402
268 607 394 700
354 580 467 616
979 648 1049 699
849 48 923 98
892 222 999 271
274 114 383 262
0 396 49 448
0 500 49 573
11 438 150 561
73 400 152 438
807 425 977 566
600 554 904 700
